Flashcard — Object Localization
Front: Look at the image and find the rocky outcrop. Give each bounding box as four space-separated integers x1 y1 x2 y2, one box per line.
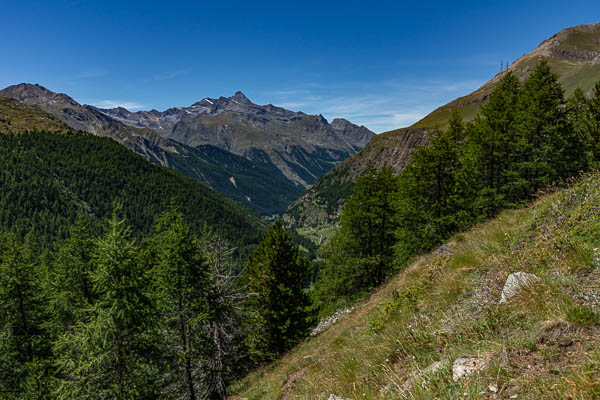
452 357 488 382
328 395 352 400
499 272 540 304
311 307 355 337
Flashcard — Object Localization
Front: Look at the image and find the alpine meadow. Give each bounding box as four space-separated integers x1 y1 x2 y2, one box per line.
1 3 600 399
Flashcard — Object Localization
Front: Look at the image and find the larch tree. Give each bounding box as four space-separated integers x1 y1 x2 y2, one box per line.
54 208 160 400
245 220 311 364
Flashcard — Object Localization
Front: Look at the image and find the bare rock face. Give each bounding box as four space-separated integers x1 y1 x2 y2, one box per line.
99 91 375 188
452 357 488 382
499 272 540 304
432 242 454 257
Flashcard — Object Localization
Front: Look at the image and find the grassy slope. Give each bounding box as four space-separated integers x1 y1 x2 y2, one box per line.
410 23 600 130
0 97 71 133
231 172 600 399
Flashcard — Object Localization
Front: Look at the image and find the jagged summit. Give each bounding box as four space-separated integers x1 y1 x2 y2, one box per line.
96 89 375 188
231 90 252 105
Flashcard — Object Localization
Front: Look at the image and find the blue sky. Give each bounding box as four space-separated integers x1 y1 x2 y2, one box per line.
1 1 599 133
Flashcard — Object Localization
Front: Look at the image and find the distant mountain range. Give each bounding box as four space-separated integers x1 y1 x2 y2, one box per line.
284 22 600 243
0 84 374 216
98 91 374 187
0 95 265 254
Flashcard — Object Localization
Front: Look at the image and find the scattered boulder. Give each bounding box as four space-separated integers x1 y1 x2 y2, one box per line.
499 272 540 304
452 357 488 382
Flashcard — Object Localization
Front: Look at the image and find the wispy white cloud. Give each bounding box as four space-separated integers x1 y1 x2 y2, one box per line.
262 78 483 133
88 100 147 110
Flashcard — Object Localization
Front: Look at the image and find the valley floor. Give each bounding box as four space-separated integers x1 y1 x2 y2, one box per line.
230 172 600 399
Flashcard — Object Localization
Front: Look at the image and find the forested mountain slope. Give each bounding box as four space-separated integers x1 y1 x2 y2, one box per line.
283 128 429 242
0 128 264 254
0 84 372 215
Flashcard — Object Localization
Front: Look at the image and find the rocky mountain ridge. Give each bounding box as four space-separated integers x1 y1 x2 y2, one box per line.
0 84 371 215
98 91 375 188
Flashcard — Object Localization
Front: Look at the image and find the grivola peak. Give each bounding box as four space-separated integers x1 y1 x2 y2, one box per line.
98 90 375 188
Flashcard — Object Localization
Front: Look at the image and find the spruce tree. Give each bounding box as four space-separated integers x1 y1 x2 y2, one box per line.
42 217 96 339
467 72 520 213
587 82 600 160
395 112 467 261
245 220 311 364
565 88 596 171
337 165 399 287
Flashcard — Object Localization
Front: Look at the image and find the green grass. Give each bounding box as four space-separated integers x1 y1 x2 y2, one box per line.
410 24 600 130
0 97 71 134
230 172 600 399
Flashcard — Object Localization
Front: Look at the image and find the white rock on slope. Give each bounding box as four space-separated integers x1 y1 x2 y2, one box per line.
452 357 488 382
499 272 540 304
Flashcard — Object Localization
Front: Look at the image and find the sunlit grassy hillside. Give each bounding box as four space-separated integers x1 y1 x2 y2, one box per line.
410 23 600 130
231 172 600 399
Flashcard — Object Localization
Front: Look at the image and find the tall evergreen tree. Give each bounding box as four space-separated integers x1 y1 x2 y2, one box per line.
506 59 566 201
565 88 597 171
312 166 400 313
54 208 159 400
245 220 311 364
0 232 49 399
395 112 467 261
466 72 520 214
42 217 96 339
148 207 212 400
587 82 600 159
338 165 399 286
